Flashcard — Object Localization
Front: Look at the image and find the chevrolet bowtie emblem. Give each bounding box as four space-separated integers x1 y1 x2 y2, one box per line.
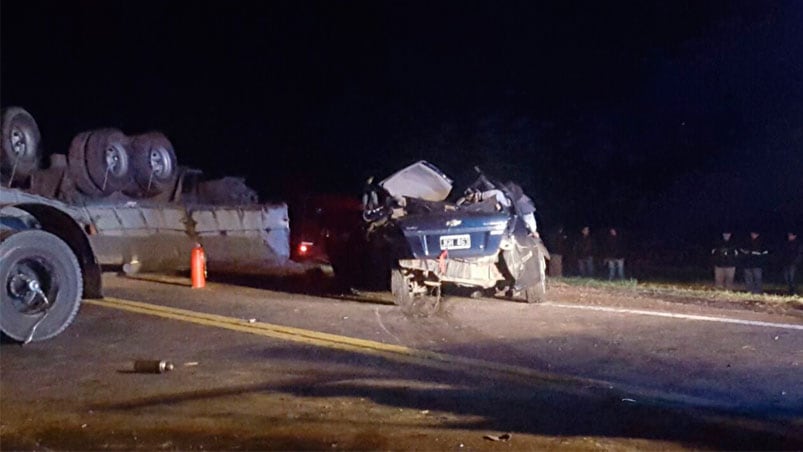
446 219 462 227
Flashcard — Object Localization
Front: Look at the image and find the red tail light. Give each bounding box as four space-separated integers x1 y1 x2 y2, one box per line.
298 241 313 255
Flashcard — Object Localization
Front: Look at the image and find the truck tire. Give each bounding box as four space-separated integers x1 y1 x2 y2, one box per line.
129 132 178 197
1 107 41 183
67 131 104 196
0 230 83 342
84 128 133 195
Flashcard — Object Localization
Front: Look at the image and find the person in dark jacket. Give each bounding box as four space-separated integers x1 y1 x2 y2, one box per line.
740 231 769 294
547 226 568 277
711 231 739 290
781 231 803 295
574 226 594 277
602 227 626 280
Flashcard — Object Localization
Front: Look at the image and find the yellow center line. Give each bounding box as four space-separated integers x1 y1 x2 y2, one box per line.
85 297 582 385
85 297 748 412
83 296 796 436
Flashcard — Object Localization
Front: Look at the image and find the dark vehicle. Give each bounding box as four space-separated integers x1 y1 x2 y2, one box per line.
358 161 548 314
290 194 363 263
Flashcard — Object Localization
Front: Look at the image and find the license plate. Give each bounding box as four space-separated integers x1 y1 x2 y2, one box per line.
439 234 471 250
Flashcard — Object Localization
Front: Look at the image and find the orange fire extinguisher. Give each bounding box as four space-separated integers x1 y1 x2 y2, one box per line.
191 243 206 288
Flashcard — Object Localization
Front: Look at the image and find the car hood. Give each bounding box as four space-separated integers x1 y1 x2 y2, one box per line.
379 160 453 202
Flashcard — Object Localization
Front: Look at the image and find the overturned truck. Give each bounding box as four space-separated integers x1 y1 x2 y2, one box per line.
0 107 290 342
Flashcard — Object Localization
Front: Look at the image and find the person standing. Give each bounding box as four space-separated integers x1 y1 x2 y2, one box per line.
781 231 802 295
547 226 568 277
574 226 594 277
711 231 739 290
740 231 769 294
602 227 626 280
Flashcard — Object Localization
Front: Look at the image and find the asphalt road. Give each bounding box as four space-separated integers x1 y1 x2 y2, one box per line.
1 273 801 450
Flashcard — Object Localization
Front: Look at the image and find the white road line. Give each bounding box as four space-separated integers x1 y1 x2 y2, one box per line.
543 302 803 331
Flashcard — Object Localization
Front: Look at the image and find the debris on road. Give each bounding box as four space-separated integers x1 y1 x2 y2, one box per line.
483 433 512 442
133 360 174 373
622 398 637 403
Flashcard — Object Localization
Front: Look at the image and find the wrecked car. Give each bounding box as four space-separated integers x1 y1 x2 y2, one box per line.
359 160 548 313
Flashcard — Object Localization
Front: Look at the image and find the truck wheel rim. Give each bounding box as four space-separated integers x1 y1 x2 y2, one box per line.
10 127 30 158
6 257 56 315
104 144 129 177
148 146 173 179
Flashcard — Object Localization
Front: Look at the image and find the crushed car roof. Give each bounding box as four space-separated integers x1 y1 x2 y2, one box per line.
379 160 453 202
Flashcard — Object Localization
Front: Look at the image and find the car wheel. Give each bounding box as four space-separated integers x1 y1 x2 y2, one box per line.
524 282 546 303
0 230 83 342
1 107 41 183
391 268 414 310
128 131 178 197
524 248 547 303
84 128 133 195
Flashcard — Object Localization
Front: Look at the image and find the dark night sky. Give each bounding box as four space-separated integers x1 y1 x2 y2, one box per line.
2 0 802 247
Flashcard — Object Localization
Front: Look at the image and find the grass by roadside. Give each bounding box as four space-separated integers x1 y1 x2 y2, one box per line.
551 277 803 311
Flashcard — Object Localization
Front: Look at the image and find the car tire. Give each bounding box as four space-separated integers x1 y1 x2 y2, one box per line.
128 131 178 197
524 247 547 303
84 128 133 195
67 131 104 196
0 230 83 342
524 282 546 303
1 107 41 183
391 268 414 310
